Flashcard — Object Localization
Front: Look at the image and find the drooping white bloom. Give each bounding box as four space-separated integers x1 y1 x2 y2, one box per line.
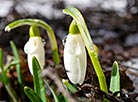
24 37 45 75
64 34 87 85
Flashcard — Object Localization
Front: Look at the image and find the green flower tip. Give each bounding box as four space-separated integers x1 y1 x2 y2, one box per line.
69 20 80 34
29 25 40 37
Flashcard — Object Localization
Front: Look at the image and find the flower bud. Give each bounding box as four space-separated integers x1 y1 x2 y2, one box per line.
24 26 45 75
64 34 87 84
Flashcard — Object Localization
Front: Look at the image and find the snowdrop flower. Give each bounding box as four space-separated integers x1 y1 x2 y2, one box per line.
24 25 45 75
64 21 87 84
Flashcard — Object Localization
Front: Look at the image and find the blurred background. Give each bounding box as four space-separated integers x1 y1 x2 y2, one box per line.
0 0 138 47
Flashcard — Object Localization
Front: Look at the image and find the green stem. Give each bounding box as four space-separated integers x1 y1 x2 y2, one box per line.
5 19 60 65
0 48 3 69
88 45 108 93
63 6 108 93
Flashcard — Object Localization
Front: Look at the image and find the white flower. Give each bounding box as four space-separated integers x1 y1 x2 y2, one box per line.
24 37 45 75
64 34 87 84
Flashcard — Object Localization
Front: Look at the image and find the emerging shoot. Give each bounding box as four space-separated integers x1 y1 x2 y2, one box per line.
110 61 120 97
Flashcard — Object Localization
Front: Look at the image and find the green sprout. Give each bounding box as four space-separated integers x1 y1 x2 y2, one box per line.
110 61 120 97
62 79 78 93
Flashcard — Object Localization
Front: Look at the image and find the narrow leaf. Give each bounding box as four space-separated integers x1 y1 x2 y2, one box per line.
32 56 46 102
10 41 23 84
0 49 9 84
63 79 77 93
10 41 25 100
57 94 68 102
0 74 3 82
46 82 59 102
24 86 43 102
110 61 120 96
0 49 18 102
0 48 3 70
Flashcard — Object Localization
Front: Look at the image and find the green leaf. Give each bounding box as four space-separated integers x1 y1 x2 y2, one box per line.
24 86 43 102
32 56 46 102
109 61 120 96
0 74 3 81
63 79 77 93
0 48 3 70
10 41 23 85
57 93 68 102
0 49 8 84
0 48 18 102
10 41 25 100
2 70 9 85
46 82 59 102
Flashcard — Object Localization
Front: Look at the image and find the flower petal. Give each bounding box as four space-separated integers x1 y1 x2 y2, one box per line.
64 34 87 84
24 37 45 75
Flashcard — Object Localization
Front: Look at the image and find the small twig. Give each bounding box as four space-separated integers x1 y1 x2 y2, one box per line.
42 66 77 102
